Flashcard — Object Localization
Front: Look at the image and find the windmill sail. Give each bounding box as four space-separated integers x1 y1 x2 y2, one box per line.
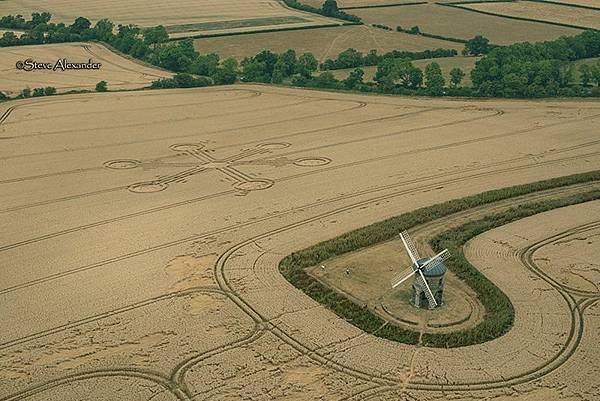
391 231 448 309
400 230 420 265
391 265 416 288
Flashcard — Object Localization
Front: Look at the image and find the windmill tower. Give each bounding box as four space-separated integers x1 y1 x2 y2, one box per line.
390 231 450 309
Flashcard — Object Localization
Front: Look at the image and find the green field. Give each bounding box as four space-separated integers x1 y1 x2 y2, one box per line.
165 16 309 33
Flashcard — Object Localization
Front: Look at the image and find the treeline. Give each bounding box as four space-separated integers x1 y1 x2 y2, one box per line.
472 30 600 97
236 47 467 95
0 13 238 87
2 86 57 101
278 170 600 347
282 0 361 23
301 61 469 96
320 47 457 70
2 13 599 98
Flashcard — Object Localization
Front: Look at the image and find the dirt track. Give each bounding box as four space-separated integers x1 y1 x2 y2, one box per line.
1 85 599 400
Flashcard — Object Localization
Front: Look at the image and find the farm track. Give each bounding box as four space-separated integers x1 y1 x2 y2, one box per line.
3 87 599 400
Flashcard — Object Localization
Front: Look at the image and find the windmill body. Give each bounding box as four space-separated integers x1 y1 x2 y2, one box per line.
411 258 447 309
390 231 450 309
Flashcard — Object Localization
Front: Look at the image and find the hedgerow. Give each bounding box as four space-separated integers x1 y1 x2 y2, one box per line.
279 170 600 347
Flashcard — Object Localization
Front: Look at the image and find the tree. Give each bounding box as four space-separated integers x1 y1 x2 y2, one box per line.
336 48 363 69
502 73 527 97
241 59 269 82
322 0 339 17
409 26 420 34
449 67 465 87
425 62 445 95
343 68 364 89
396 60 422 88
69 17 91 34
156 39 198 72
591 64 600 86
20 88 31 98
375 59 422 90
279 49 297 76
315 72 339 88
143 25 169 48
30 12 52 27
464 35 490 56
32 88 46 97
95 81 108 92
271 58 287 84
93 19 114 41
579 64 592 86
44 86 57 96
0 31 19 47
296 53 318 78
213 58 238 85
189 53 220 76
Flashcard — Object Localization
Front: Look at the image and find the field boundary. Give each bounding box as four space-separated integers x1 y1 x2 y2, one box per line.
278 170 600 347
340 2 427 10
447 0 600 11
170 22 359 41
438 1 596 31
528 0 600 11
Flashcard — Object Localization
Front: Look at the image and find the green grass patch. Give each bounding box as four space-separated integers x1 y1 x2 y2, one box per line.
279 170 600 347
165 16 308 34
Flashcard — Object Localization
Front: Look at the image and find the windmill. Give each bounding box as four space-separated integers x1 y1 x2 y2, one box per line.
390 231 450 309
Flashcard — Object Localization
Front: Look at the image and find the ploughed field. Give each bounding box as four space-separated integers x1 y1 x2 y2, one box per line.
0 0 339 38
0 42 171 96
1 85 599 400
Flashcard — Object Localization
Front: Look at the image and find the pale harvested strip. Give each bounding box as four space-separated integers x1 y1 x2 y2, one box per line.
194 25 463 61
463 0 600 29
351 3 583 44
0 42 172 95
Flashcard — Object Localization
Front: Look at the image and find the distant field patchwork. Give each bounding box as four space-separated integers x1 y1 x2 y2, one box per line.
0 0 341 38
194 25 463 62
351 3 583 44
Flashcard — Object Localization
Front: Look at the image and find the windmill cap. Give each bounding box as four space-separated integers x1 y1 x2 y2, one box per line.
417 258 447 277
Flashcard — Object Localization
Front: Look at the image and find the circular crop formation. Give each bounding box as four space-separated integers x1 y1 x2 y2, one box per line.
293 157 332 167
170 143 205 152
103 159 141 170
257 142 291 150
128 181 169 193
233 179 275 191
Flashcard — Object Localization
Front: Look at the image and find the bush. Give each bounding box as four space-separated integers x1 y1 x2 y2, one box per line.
95 81 108 92
44 86 57 96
